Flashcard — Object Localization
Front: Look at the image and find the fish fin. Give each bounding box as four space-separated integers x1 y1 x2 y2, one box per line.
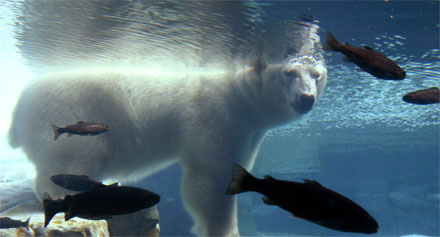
66 133 73 137
344 42 351 46
343 56 352 62
363 46 374 51
262 196 276 205
225 164 252 195
52 124 60 141
77 121 85 123
108 182 119 187
91 183 108 190
24 216 30 229
303 179 323 187
43 192 58 228
263 175 275 181
289 214 301 219
64 212 75 221
323 31 339 51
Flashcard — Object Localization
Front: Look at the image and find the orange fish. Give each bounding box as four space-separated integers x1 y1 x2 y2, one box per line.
324 31 406 80
403 87 440 105
43 186 160 227
0 217 30 229
51 174 118 192
226 164 378 234
52 121 110 140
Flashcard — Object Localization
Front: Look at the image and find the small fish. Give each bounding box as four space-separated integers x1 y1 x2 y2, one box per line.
0 216 30 229
43 186 160 227
52 121 110 140
324 31 406 80
402 87 440 105
50 174 118 192
226 164 378 234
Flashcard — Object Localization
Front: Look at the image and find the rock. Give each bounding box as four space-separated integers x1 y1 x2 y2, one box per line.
0 214 109 237
0 199 160 236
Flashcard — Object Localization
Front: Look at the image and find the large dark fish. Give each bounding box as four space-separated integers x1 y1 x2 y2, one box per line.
402 87 440 105
0 217 30 229
226 164 378 234
52 121 110 140
324 31 405 80
50 174 118 192
43 186 160 227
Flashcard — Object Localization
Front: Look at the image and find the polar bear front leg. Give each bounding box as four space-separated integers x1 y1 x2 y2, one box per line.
180 158 240 237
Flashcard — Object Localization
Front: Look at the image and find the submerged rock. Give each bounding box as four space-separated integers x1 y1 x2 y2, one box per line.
0 214 109 236
0 199 160 236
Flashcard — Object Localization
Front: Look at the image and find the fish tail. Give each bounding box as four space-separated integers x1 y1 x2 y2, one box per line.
24 216 30 229
225 164 255 195
52 124 61 140
43 192 60 227
323 31 340 51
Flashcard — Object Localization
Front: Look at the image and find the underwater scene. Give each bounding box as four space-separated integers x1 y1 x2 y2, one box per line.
0 1 439 236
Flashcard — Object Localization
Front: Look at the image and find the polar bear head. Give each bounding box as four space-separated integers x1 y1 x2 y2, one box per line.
279 56 327 115
240 16 327 128
252 55 327 127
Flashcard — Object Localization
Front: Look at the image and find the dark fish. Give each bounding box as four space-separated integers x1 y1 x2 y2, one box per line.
402 87 440 105
52 121 110 140
43 186 160 227
0 217 30 229
50 174 118 192
324 31 406 80
226 164 378 234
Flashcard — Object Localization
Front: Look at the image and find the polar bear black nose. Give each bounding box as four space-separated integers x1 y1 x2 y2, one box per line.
300 94 315 110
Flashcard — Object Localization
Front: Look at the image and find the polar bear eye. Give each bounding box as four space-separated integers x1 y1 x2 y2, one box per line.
310 70 320 80
283 69 298 78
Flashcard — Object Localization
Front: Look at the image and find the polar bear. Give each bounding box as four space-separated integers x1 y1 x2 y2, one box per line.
9 2 327 233
8 56 327 236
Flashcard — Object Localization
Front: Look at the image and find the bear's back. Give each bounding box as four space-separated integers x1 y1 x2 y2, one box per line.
8 68 233 156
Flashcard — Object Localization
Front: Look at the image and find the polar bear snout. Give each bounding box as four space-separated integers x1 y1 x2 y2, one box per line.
292 93 315 114
281 64 321 115
299 94 315 111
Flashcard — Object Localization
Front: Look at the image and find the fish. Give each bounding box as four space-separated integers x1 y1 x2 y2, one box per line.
43 186 160 227
324 31 406 80
226 164 379 234
0 216 30 229
402 87 440 105
52 121 110 140
50 174 118 192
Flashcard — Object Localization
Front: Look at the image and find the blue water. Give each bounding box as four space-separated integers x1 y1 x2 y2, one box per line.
1 1 439 236
140 2 440 236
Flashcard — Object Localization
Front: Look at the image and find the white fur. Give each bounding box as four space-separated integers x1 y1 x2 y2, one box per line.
8 61 327 236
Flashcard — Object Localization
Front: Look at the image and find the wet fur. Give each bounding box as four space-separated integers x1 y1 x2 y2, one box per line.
9 62 326 236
